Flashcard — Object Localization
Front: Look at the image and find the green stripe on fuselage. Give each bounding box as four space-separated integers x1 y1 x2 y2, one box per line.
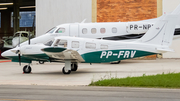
81 50 156 63
8 54 49 63
7 50 156 64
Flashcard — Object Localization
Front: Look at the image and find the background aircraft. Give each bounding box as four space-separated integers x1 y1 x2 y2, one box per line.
2 14 178 74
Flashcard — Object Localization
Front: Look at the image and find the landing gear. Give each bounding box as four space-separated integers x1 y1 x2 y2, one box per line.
62 67 71 74
23 65 32 73
71 63 78 71
39 61 44 64
62 61 78 74
62 61 71 74
110 60 121 64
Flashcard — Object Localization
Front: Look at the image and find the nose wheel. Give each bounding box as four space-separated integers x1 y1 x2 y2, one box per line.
23 65 32 73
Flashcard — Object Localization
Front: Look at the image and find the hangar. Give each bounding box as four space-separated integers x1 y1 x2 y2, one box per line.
0 0 180 59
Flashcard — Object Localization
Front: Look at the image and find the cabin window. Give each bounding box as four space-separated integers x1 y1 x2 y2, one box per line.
82 28 87 34
72 41 79 48
100 28 106 34
100 44 108 49
56 28 65 33
112 27 117 33
91 28 96 34
86 42 96 49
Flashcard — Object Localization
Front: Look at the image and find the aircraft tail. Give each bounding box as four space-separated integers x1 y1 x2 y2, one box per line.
138 14 178 47
171 4 180 15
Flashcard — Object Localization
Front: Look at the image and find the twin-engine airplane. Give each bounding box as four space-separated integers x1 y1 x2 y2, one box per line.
2 14 178 74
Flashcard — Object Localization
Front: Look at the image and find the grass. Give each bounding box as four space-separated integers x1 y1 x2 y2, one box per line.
89 73 180 88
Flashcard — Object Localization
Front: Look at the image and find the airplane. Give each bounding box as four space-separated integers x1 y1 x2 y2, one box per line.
4 3 178 64
1 13 178 74
12 31 35 48
1 31 35 49
1 4 180 62
15 4 180 50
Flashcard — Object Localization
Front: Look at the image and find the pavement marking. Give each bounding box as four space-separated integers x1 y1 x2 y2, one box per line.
0 60 11 63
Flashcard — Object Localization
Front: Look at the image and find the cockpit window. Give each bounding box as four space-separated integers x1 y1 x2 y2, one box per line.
55 28 65 33
21 33 28 37
46 27 57 33
44 40 54 46
14 33 20 37
53 39 67 47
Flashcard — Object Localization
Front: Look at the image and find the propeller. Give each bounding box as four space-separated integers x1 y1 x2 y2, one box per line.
16 33 21 66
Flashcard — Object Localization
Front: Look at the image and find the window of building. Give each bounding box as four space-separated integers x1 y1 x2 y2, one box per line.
91 28 96 34
86 42 96 49
72 41 79 48
82 28 87 34
56 28 65 33
112 27 117 33
100 28 106 34
100 44 108 49
11 11 35 27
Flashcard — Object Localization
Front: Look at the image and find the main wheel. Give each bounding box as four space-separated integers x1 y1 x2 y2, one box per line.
39 61 44 64
110 60 121 64
71 64 78 71
62 67 71 74
23 65 32 73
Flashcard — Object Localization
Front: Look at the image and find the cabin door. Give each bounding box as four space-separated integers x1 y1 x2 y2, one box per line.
70 24 79 37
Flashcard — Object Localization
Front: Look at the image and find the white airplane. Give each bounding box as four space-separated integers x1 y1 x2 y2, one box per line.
18 3 180 48
2 14 178 74
2 31 35 49
12 31 34 48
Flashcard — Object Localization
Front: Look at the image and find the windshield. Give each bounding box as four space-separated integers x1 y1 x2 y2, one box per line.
13 33 20 38
44 40 54 46
21 33 28 37
46 27 57 34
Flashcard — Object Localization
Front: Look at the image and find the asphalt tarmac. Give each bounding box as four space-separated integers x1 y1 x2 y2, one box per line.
0 59 180 86
0 59 180 101
0 85 180 101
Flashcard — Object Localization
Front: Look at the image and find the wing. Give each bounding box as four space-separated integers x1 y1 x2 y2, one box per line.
41 47 85 62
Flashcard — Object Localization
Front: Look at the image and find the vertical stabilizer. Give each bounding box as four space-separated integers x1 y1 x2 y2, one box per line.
138 14 178 46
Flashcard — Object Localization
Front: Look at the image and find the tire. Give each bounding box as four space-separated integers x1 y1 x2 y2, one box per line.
23 65 32 73
62 67 71 74
39 61 44 64
110 61 121 64
71 64 78 71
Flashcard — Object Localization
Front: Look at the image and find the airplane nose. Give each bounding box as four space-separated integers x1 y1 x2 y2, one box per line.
1 50 9 58
1 50 16 58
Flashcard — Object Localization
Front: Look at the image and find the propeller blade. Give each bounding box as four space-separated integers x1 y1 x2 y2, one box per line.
18 33 20 47
18 54 21 66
